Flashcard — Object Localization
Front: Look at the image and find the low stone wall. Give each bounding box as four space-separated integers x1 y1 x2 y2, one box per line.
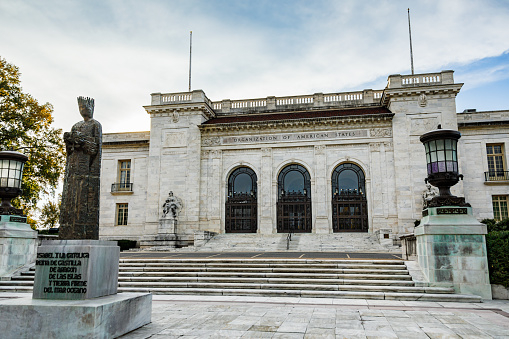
492 284 509 300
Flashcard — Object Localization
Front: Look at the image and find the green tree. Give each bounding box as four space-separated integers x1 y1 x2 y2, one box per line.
0 56 65 218
40 198 61 229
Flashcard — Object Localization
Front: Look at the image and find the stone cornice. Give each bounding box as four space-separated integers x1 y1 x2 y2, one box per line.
143 102 216 120
381 83 463 106
199 112 394 133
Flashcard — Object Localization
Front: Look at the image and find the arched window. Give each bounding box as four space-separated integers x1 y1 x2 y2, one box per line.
277 164 312 233
332 163 368 232
225 167 257 233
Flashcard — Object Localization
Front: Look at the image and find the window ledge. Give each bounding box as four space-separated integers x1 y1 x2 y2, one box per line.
111 191 134 195
484 180 509 185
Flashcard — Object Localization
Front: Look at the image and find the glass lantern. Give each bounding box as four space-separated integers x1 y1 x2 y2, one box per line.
420 127 462 197
0 151 28 215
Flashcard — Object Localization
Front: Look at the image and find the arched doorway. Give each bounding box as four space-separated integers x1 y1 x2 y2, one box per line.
277 164 312 233
225 167 257 233
331 163 368 232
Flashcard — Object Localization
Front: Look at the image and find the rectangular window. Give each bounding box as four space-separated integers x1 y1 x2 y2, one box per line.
116 203 128 225
486 144 505 179
492 196 508 221
118 160 131 190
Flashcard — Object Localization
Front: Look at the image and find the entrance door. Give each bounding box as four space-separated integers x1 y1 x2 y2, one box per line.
277 164 312 233
225 167 257 233
332 163 368 232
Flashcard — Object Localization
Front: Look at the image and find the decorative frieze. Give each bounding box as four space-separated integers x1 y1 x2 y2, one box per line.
369 128 392 138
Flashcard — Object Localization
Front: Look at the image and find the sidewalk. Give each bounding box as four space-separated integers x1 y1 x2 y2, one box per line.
2 293 509 338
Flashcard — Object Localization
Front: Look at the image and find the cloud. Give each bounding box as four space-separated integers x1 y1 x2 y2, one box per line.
1 0 509 133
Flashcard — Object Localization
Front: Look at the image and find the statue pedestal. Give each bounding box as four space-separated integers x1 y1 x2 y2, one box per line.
415 206 492 299
0 215 37 278
158 218 176 234
0 239 152 337
139 219 177 248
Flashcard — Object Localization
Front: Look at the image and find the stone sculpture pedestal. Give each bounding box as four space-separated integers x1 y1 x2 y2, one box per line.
0 215 37 277
0 239 152 338
415 206 492 299
140 218 177 248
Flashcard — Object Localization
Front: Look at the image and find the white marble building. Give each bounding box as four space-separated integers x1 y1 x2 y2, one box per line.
98 70 509 245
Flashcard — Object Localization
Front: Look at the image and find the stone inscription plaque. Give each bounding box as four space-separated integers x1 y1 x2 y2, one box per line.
32 240 119 300
35 251 89 296
437 208 468 215
221 129 368 145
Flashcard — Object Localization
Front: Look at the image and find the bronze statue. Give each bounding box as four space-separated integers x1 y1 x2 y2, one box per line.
59 97 102 239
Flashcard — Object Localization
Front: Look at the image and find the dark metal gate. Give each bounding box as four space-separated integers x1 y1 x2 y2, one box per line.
332 191 368 232
277 192 312 233
225 193 257 233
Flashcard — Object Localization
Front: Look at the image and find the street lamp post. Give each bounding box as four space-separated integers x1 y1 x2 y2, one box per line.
0 151 29 216
419 126 470 207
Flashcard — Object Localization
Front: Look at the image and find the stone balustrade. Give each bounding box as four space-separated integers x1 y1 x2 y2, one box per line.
149 71 453 114
387 70 454 89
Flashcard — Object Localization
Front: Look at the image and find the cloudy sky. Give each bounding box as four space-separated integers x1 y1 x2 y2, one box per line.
1 0 509 134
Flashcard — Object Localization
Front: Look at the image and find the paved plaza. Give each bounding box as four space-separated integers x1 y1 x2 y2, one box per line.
121 294 509 338
2 292 509 338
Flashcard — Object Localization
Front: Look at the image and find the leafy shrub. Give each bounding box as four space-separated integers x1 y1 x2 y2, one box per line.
482 218 509 232
486 231 509 288
117 240 137 251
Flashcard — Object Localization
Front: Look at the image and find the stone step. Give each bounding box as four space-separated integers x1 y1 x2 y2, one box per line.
116 281 454 293
118 272 412 280
119 260 405 266
118 276 415 286
115 287 481 302
118 267 410 275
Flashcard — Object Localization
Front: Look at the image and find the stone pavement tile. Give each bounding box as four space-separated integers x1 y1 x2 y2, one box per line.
222 322 256 331
272 332 305 339
332 298 368 306
364 330 398 338
335 311 361 321
473 325 509 337
214 329 251 338
477 311 509 328
304 327 335 338
436 302 482 309
393 331 430 339
278 321 308 333
257 316 287 326
435 315 468 324
365 300 405 307
388 323 423 332
250 324 280 332
335 328 367 339
157 328 192 336
242 331 275 338
335 320 363 330
381 309 410 318
307 317 336 329
359 309 385 317
362 321 392 333
421 326 461 339
400 300 442 308
267 297 303 304
444 324 493 337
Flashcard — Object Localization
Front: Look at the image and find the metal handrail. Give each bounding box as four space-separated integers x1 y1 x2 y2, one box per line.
286 232 292 250
484 171 509 181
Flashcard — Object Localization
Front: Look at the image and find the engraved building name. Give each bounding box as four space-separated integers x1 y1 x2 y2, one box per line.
221 129 368 145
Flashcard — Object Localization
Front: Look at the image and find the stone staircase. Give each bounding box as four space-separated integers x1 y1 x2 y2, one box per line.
0 258 481 302
195 233 400 252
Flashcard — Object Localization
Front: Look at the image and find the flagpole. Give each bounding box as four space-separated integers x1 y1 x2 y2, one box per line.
408 8 414 75
188 31 192 92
